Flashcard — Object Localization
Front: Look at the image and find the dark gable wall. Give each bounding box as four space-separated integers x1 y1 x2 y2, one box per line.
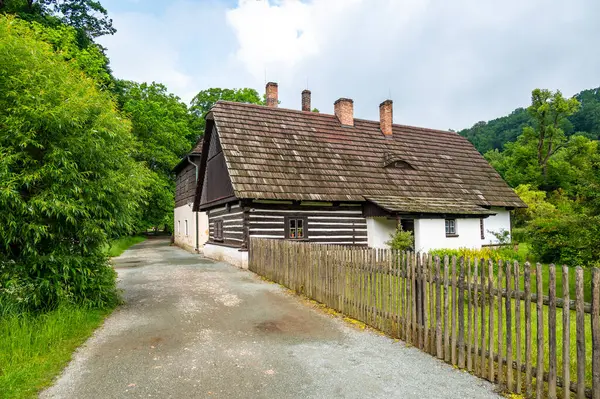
200 126 235 206
207 201 244 247
175 162 198 207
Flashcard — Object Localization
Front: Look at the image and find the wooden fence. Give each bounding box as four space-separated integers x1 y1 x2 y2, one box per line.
249 238 600 399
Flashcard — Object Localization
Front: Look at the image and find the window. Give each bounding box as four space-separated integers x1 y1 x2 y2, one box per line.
286 216 307 239
177 221 181 234
480 218 485 240
185 220 189 236
213 219 223 241
445 219 457 237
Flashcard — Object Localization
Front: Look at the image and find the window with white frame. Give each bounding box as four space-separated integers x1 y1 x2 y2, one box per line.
177 221 181 234
445 219 457 237
185 220 189 236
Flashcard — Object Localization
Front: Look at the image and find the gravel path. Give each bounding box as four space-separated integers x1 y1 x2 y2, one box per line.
41 238 502 399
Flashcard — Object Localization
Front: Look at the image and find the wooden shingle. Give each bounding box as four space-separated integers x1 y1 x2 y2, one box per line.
206 101 525 211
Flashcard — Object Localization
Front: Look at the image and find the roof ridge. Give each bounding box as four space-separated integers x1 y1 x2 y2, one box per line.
214 100 457 135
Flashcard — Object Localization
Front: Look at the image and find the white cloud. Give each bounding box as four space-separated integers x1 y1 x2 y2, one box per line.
223 0 600 128
100 0 600 130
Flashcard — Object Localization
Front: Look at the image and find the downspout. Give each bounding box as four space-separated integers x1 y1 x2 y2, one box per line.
186 156 200 252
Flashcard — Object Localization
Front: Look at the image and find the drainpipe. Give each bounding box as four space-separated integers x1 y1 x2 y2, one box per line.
186 156 200 252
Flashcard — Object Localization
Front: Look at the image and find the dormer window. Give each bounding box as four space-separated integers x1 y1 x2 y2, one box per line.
392 160 412 169
383 153 415 170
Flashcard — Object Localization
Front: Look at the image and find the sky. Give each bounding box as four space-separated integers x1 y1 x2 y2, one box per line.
98 0 600 131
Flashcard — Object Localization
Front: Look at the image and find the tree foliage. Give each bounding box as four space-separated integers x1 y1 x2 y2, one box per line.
1 0 115 40
0 16 148 311
190 87 263 133
478 89 600 266
115 80 198 231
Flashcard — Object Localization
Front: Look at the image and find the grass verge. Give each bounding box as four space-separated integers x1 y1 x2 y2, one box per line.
0 305 113 399
106 235 146 257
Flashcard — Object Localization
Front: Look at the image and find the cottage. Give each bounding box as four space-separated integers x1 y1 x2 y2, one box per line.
192 83 525 268
173 144 209 252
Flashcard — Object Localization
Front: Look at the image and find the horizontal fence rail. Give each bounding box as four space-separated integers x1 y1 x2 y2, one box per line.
248 238 600 399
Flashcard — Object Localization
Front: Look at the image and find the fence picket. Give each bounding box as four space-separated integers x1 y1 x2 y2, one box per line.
412 252 417 346
498 260 504 386
480 258 487 379
488 259 495 383
467 258 473 372
473 258 480 376
458 257 466 368
562 265 570 399
444 255 451 363
515 261 522 394
549 264 557 399
424 254 430 353
452 256 458 366
576 266 586 399
537 263 545 399
429 253 435 353
405 251 411 343
525 262 533 397
592 268 600 399
436 255 443 359
506 259 513 392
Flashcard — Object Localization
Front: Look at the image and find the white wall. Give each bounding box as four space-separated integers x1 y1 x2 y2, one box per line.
366 217 397 248
203 243 248 269
174 204 209 252
414 218 481 252
481 207 511 245
413 208 513 252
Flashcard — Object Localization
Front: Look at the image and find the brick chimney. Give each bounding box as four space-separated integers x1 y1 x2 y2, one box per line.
302 90 311 112
266 82 278 108
334 98 354 126
379 100 393 136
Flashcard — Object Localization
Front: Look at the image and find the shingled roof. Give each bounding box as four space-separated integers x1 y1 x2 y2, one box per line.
204 101 525 213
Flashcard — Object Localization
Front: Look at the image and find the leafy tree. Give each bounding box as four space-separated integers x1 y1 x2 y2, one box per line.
1 0 115 41
526 89 580 181
115 80 197 232
190 87 264 133
0 16 148 311
8 16 112 87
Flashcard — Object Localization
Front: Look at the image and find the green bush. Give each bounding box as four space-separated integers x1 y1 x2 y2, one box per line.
428 246 527 264
526 214 600 267
386 227 414 251
0 16 148 312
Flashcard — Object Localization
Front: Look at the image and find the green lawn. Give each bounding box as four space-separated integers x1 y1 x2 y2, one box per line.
0 306 112 399
106 235 146 257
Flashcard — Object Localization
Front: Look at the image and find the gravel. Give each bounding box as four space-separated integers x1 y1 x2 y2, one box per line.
41 238 502 399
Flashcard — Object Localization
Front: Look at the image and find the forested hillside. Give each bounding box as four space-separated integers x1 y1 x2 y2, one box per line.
459 87 600 154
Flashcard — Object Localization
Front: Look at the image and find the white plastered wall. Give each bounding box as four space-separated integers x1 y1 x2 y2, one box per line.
414 208 512 252
203 243 248 269
173 204 209 252
480 207 512 245
366 217 396 248
414 218 481 252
